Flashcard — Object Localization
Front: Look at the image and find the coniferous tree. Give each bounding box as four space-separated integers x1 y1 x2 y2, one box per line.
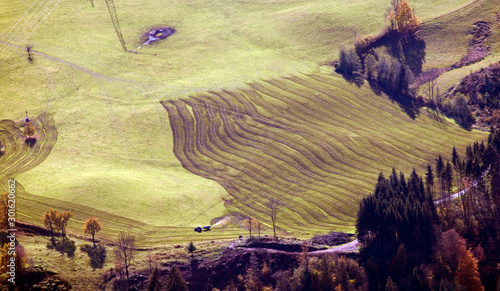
148 267 161 291
357 169 438 289
365 54 377 81
451 146 461 190
425 163 434 195
436 155 445 198
336 46 362 76
445 161 453 194
166 265 188 291
187 241 196 259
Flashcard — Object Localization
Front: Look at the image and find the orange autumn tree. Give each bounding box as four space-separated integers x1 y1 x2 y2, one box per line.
434 229 484 290
23 120 35 137
388 0 421 35
83 217 102 247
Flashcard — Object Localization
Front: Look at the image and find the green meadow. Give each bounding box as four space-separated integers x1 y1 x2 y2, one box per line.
0 0 495 245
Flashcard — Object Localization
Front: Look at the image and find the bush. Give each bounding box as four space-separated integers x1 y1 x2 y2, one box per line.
441 94 475 128
355 36 374 54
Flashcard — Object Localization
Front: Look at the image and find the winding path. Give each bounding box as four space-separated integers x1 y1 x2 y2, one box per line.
434 165 490 204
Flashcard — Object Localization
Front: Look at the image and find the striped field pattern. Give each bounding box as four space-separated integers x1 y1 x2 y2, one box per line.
0 112 58 179
162 73 487 236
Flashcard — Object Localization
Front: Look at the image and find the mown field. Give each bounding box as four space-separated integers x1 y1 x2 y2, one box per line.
0 0 495 245
162 71 487 236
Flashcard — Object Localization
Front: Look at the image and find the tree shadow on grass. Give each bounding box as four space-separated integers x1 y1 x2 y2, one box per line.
341 74 365 88
47 239 76 258
387 35 426 76
369 81 419 119
80 244 107 269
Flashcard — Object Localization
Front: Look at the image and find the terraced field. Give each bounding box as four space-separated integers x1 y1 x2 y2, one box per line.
162 72 487 236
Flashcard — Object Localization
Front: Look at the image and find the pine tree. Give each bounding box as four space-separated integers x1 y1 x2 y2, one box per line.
365 54 377 81
148 267 161 291
436 155 445 198
166 265 188 291
445 161 453 194
186 241 196 259
337 46 362 76
425 164 434 195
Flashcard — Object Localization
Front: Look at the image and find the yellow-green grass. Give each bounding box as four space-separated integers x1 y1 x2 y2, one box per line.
432 54 500 94
1 0 474 89
162 72 487 237
19 233 230 289
19 234 113 289
0 0 489 246
419 0 500 70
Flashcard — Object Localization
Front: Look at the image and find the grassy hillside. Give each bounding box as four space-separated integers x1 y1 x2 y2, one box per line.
0 0 491 245
420 0 500 70
162 71 486 236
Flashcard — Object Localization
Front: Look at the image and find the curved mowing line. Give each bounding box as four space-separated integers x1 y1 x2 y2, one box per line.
166 99 356 226
0 112 58 179
162 72 487 234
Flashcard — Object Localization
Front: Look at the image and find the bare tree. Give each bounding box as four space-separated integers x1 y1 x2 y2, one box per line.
267 198 281 239
114 231 135 286
255 219 264 237
243 216 258 237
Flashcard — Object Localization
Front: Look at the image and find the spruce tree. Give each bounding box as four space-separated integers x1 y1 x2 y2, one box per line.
166 265 188 291
425 163 434 194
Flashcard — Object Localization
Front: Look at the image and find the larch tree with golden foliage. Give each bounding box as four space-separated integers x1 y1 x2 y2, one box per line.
55 211 72 242
23 120 35 138
83 217 101 247
388 0 421 35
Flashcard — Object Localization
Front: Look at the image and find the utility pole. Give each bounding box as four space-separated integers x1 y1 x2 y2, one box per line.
104 0 127 52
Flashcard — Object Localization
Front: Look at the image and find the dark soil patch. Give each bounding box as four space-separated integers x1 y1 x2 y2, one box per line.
143 27 176 45
413 68 450 88
309 232 355 246
16 221 52 236
241 241 326 252
451 21 492 69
